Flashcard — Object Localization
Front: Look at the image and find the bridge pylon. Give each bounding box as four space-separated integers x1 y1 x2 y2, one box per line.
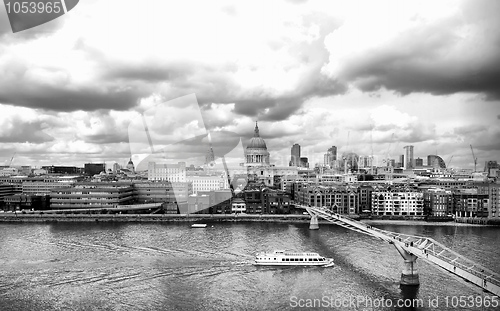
309 214 319 230
401 258 419 286
394 242 419 286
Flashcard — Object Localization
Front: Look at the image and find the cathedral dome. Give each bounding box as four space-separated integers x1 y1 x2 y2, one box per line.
246 122 267 149
245 122 270 166
248 137 267 149
126 158 135 172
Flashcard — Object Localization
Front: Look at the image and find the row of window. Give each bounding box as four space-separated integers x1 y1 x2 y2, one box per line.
282 258 326 262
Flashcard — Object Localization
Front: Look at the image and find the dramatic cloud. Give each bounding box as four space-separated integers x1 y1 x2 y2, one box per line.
0 105 54 143
0 82 144 112
322 0 500 100
0 0 498 168
0 0 344 122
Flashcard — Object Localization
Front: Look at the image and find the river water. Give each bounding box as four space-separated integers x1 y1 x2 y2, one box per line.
0 221 499 310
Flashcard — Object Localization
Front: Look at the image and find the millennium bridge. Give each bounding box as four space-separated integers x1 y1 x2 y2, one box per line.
298 204 500 297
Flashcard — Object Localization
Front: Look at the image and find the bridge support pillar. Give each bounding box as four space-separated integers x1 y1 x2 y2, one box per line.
401 258 419 286
309 214 319 230
393 243 419 286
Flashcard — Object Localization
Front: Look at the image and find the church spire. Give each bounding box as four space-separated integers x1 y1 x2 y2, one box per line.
254 121 260 137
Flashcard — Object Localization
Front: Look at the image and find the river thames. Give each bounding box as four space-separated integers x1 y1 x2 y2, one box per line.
0 221 499 310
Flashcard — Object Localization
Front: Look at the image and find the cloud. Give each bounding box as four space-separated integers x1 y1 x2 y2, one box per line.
363 105 436 144
0 118 54 143
0 105 54 143
0 0 499 169
454 124 500 152
0 82 144 111
0 0 345 123
74 110 138 144
322 0 500 100
102 60 200 84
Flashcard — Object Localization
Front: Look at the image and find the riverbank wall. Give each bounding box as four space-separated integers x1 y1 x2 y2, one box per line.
0 213 315 224
1 213 499 226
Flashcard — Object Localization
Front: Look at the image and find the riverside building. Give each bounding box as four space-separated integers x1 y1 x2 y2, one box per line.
186 172 228 194
453 188 489 218
22 176 81 195
50 182 135 209
293 183 359 215
423 188 453 217
133 181 192 205
148 162 186 182
475 182 500 219
371 189 424 216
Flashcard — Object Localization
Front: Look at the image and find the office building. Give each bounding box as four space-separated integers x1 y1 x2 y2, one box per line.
0 184 21 210
371 189 424 216
404 146 414 169
397 155 404 168
42 166 82 175
133 181 192 205
262 189 291 214
231 198 246 213
293 184 359 215
358 156 374 169
186 173 228 194
50 182 135 209
148 162 186 182
484 161 499 178
22 176 81 195
324 146 337 168
423 189 453 217
475 182 500 219
427 155 446 169
300 157 309 168
290 144 301 167
205 147 215 165
3 194 48 211
453 189 488 218
415 158 423 167
84 163 106 176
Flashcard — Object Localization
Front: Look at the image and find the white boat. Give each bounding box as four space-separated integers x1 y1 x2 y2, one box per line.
254 250 334 266
191 224 207 228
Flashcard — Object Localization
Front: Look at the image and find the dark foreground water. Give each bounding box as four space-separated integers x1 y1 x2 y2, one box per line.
0 222 499 311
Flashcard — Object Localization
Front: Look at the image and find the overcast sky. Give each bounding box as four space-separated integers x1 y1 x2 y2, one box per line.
0 0 499 170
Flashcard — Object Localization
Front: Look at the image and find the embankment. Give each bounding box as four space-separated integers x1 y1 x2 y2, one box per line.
1 213 498 226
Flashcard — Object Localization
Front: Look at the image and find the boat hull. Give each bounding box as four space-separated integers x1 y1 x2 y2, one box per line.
254 250 334 267
191 224 207 228
253 259 334 266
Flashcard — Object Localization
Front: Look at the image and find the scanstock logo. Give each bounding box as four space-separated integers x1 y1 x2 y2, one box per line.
128 94 247 214
3 0 79 33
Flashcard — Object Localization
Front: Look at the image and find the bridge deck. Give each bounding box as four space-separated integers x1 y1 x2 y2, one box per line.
299 205 500 297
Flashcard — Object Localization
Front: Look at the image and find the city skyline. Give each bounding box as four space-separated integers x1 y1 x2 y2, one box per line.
0 0 499 169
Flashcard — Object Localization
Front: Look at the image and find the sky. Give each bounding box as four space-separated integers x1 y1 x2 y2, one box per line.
0 0 499 170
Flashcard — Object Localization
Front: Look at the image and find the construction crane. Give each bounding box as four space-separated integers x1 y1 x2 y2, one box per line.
470 145 477 172
221 156 234 197
383 133 395 167
447 155 454 168
343 131 350 174
8 152 16 167
370 130 374 174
